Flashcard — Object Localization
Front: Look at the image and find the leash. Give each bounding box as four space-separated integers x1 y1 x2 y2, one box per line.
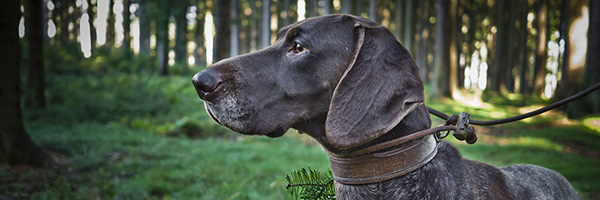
342 82 600 156
328 82 600 185
427 82 600 144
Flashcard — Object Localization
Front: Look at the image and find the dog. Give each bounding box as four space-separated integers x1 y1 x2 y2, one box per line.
192 14 579 199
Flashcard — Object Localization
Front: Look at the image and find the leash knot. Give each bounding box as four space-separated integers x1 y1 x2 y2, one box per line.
435 112 477 144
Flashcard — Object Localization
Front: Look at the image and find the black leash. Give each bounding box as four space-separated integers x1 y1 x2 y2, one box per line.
427 82 600 144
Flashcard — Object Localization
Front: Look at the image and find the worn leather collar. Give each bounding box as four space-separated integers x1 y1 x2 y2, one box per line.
328 134 438 185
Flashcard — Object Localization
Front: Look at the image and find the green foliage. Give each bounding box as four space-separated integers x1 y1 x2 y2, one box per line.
285 167 335 200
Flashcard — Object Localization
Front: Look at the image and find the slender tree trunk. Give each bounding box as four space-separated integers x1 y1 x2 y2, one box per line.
342 0 353 14
283 0 291 26
519 1 529 94
194 4 206 67
504 0 517 92
307 0 317 17
122 0 131 57
394 0 404 40
25 0 46 109
324 0 333 14
86 0 96 49
416 0 429 82
230 0 239 56
355 0 363 17
0 0 51 167
432 0 454 97
403 0 414 54
490 0 506 92
250 0 259 52
215 0 231 61
138 0 151 55
368 0 376 22
532 0 548 94
106 0 115 47
156 3 169 76
260 0 271 49
174 4 189 65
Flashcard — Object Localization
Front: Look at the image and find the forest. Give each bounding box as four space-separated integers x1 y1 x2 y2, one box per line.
1 0 600 199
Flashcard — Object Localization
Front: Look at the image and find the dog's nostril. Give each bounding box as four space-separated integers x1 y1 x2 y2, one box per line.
192 71 223 100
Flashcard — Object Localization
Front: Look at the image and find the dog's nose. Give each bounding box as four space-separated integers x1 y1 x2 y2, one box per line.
192 69 223 101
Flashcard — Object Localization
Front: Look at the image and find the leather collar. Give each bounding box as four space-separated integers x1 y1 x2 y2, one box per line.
328 134 438 185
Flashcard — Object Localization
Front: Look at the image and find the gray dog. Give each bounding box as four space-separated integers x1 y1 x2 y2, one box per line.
192 14 579 199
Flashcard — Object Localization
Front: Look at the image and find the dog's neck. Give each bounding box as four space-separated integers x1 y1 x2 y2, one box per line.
293 105 432 154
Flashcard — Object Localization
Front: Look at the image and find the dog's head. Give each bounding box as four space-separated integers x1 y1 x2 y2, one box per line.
193 15 426 150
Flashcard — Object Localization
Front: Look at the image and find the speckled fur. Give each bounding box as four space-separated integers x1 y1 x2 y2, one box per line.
335 142 580 199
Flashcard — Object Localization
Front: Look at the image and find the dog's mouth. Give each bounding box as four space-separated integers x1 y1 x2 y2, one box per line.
204 103 287 138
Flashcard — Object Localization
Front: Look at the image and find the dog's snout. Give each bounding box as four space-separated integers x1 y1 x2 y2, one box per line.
192 69 223 101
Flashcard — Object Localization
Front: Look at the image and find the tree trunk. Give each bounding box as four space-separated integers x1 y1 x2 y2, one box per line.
307 0 317 17
194 3 206 67
504 0 517 92
122 0 131 57
106 0 115 47
519 1 530 94
324 0 333 15
432 0 456 97
0 0 51 167
230 0 239 57
532 0 548 94
403 0 414 54
156 3 169 76
491 0 507 92
25 0 46 109
86 0 96 48
342 0 353 14
283 0 291 26
580 0 600 114
394 0 404 40
556 0 593 118
138 0 151 55
415 0 429 82
368 0 377 22
174 3 189 66
215 0 231 61
260 0 271 49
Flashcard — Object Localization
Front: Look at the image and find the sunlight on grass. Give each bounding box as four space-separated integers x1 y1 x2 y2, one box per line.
583 116 600 135
476 135 566 153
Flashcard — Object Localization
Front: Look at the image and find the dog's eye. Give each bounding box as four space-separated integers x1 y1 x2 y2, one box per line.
293 43 306 53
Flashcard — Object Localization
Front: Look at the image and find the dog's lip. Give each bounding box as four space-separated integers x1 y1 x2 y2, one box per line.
204 104 224 126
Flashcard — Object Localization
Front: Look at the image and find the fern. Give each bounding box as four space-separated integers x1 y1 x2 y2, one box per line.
284 167 336 200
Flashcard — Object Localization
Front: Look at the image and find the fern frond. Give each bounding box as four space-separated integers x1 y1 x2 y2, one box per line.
284 167 336 200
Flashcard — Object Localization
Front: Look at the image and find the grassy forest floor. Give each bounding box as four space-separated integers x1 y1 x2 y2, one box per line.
1 73 599 199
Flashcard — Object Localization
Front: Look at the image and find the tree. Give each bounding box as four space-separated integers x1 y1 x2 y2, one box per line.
156 1 170 75
230 0 240 57
394 0 404 40
86 0 97 49
558 0 598 118
368 0 377 22
25 0 47 109
194 2 206 67
491 0 508 92
215 0 231 61
122 0 132 57
174 1 189 66
106 0 116 47
260 0 271 49
0 0 52 167
403 0 415 54
138 0 151 55
415 0 429 82
432 0 457 97
532 0 548 94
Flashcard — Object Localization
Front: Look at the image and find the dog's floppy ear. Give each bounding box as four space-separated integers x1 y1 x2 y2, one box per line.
325 24 425 150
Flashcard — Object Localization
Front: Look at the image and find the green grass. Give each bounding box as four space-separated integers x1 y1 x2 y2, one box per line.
1 74 599 199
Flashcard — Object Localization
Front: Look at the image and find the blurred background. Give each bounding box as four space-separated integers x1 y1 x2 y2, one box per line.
1 0 599 199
